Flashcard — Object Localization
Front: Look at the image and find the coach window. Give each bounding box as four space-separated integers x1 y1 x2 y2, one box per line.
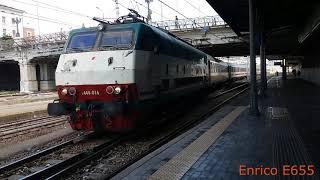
183 65 186 74
176 64 179 74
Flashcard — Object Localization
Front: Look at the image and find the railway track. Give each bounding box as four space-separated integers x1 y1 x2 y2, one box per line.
25 135 130 180
0 116 68 140
0 83 248 179
0 132 121 179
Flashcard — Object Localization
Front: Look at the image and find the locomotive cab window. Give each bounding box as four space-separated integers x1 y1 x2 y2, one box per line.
67 31 97 51
100 30 133 49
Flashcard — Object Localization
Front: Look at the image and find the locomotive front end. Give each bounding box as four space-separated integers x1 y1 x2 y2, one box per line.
48 25 141 132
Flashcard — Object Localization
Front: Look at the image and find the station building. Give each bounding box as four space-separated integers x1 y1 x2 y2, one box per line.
0 4 24 39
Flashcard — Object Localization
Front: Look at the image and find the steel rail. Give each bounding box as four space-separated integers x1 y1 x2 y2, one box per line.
209 82 248 99
21 135 128 180
0 116 54 128
0 133 90 174
0 119 67 137
0 117 66 132
0 116 65 128
0 123 68 140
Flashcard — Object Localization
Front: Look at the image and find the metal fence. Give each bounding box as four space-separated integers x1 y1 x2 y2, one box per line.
150 16 227 31
0 32 68 51
0 16 227 51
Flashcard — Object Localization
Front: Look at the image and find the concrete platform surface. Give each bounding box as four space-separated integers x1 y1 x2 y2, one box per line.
113 76 320 180
0 92 57 106
0 100 52 122
0 92 57 122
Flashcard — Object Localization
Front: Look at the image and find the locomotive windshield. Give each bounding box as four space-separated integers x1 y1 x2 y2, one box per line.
67 31 97 51
100 30 133 49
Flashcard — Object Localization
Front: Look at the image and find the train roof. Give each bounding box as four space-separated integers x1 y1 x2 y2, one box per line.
68 22 207 58
146 24 207 57
68 27 97 36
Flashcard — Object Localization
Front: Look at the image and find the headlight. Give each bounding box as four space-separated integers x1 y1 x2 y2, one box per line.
106 86 114 94
114 86 121 94
68 87 76 96
61 88 68 96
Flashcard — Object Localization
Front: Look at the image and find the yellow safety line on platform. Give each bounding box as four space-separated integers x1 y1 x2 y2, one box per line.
148 106 248 180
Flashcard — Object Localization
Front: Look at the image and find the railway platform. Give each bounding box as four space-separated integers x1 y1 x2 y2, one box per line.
113 76 320 180
0 92 57 122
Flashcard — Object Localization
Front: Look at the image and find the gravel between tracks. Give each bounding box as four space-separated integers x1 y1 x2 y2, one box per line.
0 130 83 167
0 135 111 179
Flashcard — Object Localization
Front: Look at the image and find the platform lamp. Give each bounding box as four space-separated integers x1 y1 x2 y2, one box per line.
14 17 21 37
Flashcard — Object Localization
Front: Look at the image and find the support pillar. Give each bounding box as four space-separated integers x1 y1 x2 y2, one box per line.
39 63 56 91
249 0 259 114
282 59 287 80
19 61 38 92
260 32 267 94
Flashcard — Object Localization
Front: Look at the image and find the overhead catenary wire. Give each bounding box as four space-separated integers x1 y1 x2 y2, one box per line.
128 0 138 12
118 1 146 19
10 0 115 20
24 12 79 26
118 0 203 31
0 4 80 27
128 0 170 20
9 0 93 19
157 0 189 19
30 0 92 19
31 0 115 20
183 0 208 16
155 0 204 29
11 0 216 30
155 1 228 43
23 14 80 26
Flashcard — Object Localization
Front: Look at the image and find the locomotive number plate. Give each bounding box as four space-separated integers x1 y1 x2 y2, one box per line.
82 90 100 95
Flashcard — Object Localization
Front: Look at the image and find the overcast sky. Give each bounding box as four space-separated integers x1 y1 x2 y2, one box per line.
0 0 218 35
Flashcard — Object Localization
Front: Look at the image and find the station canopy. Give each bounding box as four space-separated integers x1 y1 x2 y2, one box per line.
206 0 320 57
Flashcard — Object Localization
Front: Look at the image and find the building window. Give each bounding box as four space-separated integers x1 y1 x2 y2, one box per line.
3 29 6 36
2 16 5 24
12 30 16 37
12 18 15 24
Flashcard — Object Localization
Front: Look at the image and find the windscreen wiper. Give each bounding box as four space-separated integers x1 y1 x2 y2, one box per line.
67 47 87 52
99 45 118 50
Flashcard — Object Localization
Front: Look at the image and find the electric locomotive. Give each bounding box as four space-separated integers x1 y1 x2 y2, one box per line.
48 13 210 132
